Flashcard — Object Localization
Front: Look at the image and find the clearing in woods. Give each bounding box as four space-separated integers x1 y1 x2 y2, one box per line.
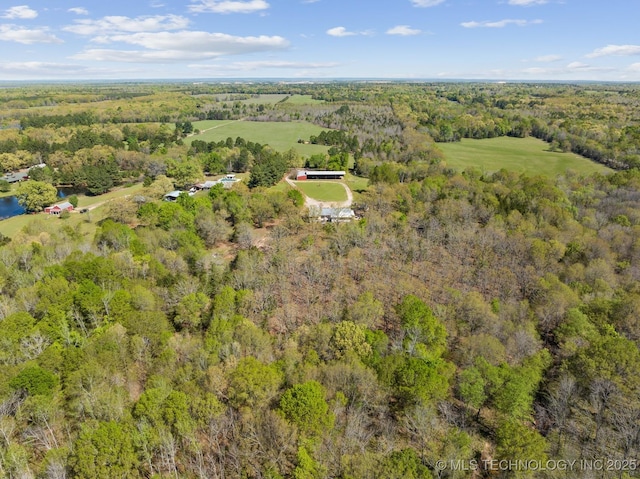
438 136 612 176
188 119 331 156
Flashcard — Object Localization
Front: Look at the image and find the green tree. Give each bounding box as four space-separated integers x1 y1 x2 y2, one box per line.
67 194 79 207
173 292 209 330
458 366 487 417
293 446 324 479
348 291 385 328
134 388 196 438
9 365 58 396
69 421 140 479
330 321 372 360
379 449 432 479
379 353 454 409
279 380 334 437
82 164 118 195
15 180 58 212
227 356 283 409
495 419 547 478
396 295 447 357
166 158 203 189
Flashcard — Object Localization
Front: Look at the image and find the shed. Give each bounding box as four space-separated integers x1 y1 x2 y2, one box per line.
164 190 182 201
44 201 74 215
297 170 345 180
195 180 218 190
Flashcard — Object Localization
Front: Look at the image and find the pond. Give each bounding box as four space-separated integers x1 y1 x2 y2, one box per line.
0 187 80 221
0 195 25 220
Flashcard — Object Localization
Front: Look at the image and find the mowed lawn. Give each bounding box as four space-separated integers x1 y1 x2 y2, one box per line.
188 120 330 157
294 181 348 202
438 137 612 176
0 183 143 238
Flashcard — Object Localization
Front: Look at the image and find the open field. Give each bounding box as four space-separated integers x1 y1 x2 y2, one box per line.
343 173 369 194
281 95 324 105
211 94 324 105
0 187 15 198
189 120 330 157
0 203 103 239
438 137 612 176
293 181 348 202
0 182 143 238
238 94 289 104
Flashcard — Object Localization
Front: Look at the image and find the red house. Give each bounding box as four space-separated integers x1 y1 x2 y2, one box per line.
44 201 74 215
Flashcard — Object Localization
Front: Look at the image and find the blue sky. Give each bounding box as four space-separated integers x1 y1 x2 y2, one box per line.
0 0 639 81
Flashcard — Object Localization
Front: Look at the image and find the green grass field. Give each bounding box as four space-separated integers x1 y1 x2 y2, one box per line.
213 94 324 105
189 120 330 157
437 137 612 176
294 181 348 202
281 95 324 105
239 94 289 104
344 173 369 194
1 205 101 239
0 183 143 238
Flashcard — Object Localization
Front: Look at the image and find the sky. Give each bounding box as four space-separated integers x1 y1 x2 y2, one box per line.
0 0 639 81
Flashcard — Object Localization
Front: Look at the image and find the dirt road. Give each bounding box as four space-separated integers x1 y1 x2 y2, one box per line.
284 177 353 210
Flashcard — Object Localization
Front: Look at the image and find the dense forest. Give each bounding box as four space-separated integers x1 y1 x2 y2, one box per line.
1 81 640 478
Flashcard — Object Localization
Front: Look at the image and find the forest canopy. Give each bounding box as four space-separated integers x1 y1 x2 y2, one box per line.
1 81 640 478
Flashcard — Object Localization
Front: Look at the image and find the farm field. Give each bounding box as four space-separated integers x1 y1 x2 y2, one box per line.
293 181 348 202
438 136 612 176
280 94 324 105
188 120 330 157
210 93 323 105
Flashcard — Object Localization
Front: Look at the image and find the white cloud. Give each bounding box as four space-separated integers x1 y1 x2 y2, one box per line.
629 63 640 72
71 31 289 63
461 19 543 28
189 60 339 71
567 61 590 70
508 0 547 5
2 5 38 19
411 0 445 7
534 54 562 62
64 15 189 35
387 25 421 36
0 25 62 44
586 44 640 58
68 7 89 15
189 0 269 14
0 61 88 74
326 26 356 37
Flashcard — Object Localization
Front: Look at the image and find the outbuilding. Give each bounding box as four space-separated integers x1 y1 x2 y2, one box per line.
296 170 345 180
44 201 74 215
164 191 182 201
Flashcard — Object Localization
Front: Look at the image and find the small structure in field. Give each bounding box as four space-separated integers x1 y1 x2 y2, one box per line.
220 174 240 188
296 170 345 181
164 190 183 201
310 206 356 223
44 201 74 215
194 180 218 191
